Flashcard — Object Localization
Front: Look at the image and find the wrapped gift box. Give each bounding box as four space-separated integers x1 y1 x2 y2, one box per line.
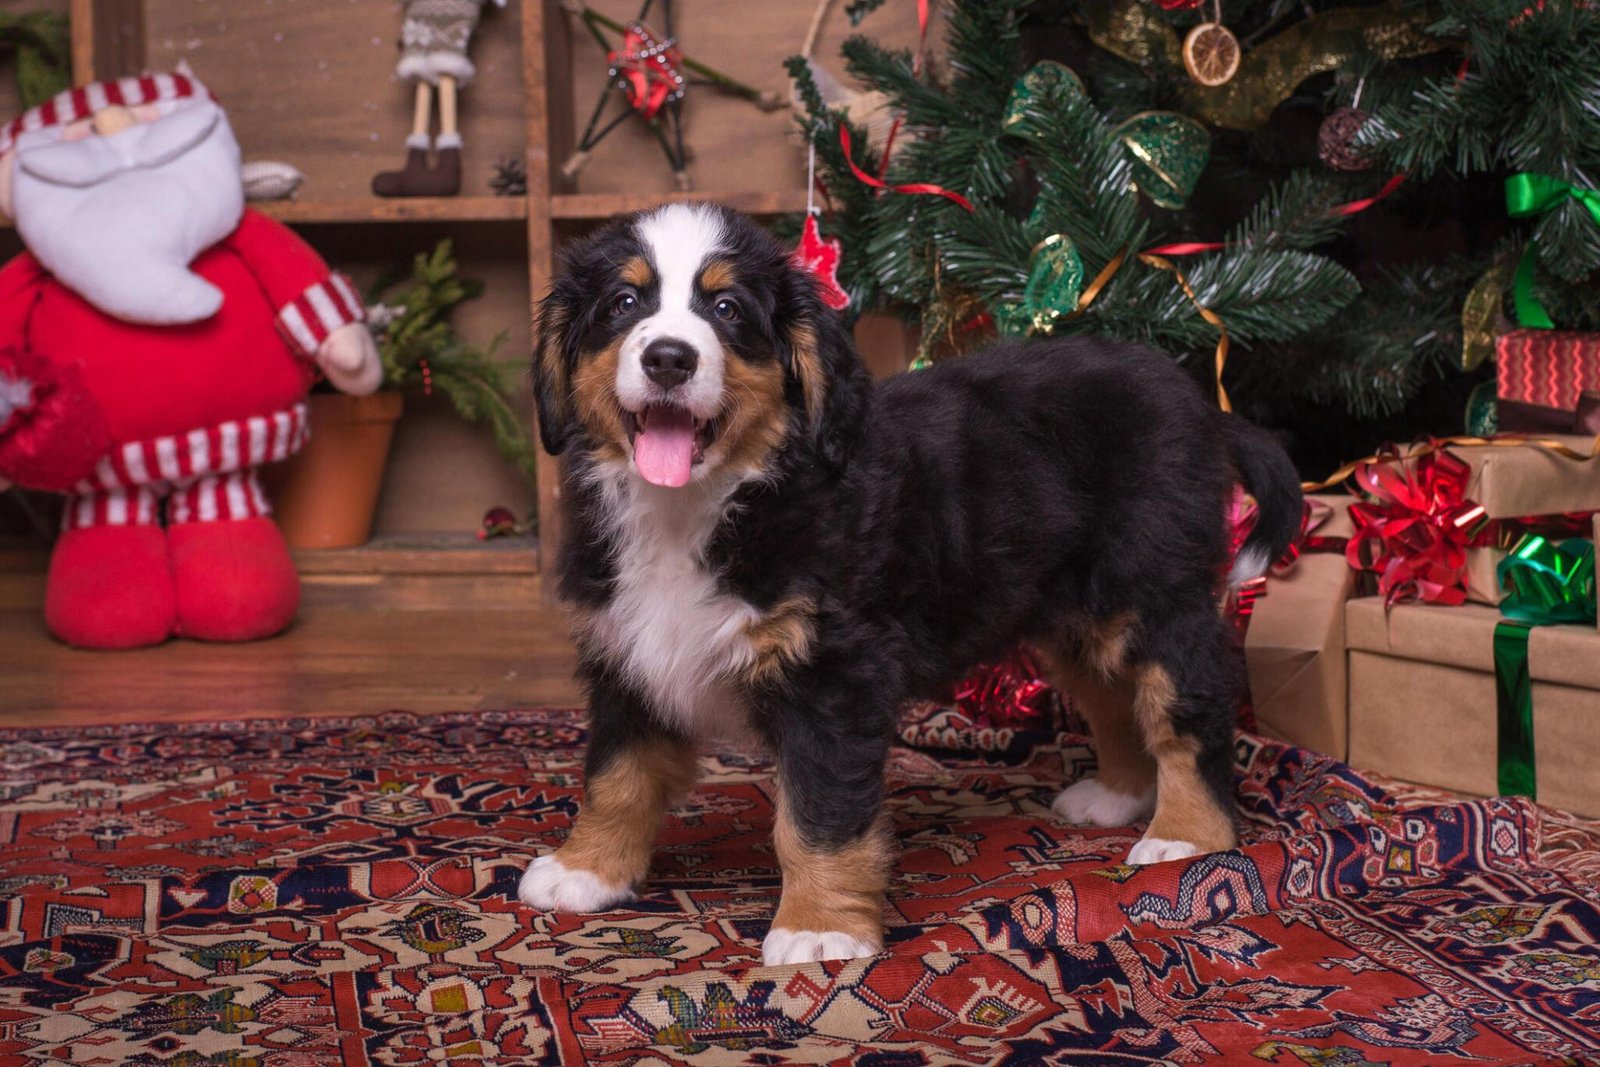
1496 329 1600 424
1244 494 1357 759
1345 598 1600 817
1406 436 1600 605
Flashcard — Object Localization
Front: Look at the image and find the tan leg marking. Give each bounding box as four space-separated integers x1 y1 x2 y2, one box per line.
770 797 890 948
739 595 817 687
557 735 700 888
1034 644 1155 797
1133 665 1236 852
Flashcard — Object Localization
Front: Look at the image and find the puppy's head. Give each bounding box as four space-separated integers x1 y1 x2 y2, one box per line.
534 203 866 487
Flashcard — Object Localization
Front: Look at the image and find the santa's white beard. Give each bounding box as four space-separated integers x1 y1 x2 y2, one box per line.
12 103 245 325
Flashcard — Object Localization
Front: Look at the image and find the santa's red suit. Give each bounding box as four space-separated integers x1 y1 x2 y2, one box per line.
0 72 376 648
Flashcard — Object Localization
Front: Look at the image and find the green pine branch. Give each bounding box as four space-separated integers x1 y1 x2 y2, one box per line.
365 240 537 485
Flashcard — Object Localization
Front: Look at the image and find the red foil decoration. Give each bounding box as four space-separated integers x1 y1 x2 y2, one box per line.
1345 444 1494 608
795 213 851 311
609 22 684 120
1152 0 1207 9
951 648 1056 730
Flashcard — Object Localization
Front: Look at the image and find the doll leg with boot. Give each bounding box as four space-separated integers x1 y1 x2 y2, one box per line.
46 486 176 649
373 82 442 197
167 470 299 642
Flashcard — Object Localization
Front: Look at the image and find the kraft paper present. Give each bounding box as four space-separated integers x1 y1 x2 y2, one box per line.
1244 495 1357 759
1464 546 1507 606
1416 435 1600 519
1345 598 1600 817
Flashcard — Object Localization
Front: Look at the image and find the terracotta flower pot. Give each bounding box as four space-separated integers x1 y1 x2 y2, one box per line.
265 391 404 549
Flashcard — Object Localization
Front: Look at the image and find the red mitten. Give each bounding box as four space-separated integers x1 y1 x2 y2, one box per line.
0 346 112 491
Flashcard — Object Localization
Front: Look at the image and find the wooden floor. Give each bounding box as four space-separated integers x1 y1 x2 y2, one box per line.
0 602 583 728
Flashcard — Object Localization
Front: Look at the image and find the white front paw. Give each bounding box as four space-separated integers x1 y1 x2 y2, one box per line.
1052 778 1156 828
517 854 634 912
761 927 881 967
1126 835 1200 866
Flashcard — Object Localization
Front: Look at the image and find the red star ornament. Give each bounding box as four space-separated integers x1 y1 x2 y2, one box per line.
795 213 851 311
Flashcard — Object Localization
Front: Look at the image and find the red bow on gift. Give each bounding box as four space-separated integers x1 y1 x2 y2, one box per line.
951 647 1056 730
610 22 684 120
1345 444 1493 608
1225 492 1344 634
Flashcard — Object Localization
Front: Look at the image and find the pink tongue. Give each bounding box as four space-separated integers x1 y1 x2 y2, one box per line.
633 406 697 488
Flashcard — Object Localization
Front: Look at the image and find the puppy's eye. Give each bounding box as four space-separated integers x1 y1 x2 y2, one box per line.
712 297 740 322
611 290 638 317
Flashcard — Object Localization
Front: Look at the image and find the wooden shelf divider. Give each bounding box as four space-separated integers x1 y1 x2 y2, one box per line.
550 189 811 220
259 196 528 225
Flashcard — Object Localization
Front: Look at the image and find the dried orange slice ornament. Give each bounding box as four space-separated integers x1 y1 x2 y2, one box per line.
1182 22 1240 86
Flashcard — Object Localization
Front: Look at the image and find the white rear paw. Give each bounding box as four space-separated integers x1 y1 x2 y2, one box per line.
1052 778 1156 827
1126 835 1200 866
761 927 881 967
517 854 634 912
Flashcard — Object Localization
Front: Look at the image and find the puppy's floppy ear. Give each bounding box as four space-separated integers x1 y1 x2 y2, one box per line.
783 269 869 472
532 290 575 456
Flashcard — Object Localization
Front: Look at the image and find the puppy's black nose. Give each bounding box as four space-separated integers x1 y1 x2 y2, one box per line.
641 339 697 389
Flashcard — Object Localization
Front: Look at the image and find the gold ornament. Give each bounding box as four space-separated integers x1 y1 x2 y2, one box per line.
1183 22 1241 87
1460 263 1512 372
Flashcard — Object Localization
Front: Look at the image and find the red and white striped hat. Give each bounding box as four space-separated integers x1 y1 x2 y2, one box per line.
0 71 213 157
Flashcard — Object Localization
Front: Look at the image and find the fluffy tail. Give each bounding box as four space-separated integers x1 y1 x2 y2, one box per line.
1223 415 1302 585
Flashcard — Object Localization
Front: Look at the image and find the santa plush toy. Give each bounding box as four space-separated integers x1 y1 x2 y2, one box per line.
0 71 381 649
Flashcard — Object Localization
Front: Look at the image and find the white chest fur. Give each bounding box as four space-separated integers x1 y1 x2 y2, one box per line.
587 473 760 740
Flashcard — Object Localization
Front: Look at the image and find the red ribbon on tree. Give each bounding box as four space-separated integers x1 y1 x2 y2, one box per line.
1345 445 1494 608
838 126 975 212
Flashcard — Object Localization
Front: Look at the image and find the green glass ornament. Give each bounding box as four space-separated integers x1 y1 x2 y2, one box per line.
1001 61 1087 142
1465 380 1500 436
1114 111 1210 209
1020 234 1085 335
990 300 1035 339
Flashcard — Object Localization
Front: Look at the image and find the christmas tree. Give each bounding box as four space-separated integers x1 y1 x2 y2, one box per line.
789 0 1599 473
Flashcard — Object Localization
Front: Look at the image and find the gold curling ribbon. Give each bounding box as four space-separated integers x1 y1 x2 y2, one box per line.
1054 246 1231 411
1301 433 1600 493
1138 253 1232 412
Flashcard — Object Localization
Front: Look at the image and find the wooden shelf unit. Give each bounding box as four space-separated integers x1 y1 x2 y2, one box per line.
258 197 529 225
55 1 920 585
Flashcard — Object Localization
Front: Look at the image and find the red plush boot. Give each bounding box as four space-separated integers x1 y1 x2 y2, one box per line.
168 472 300 642
45 492 176 649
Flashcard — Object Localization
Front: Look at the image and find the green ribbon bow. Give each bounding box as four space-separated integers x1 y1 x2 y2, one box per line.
1505 174 1600 329
1491 535 1598 798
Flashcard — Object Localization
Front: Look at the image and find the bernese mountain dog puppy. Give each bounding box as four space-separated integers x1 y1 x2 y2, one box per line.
520 202 1302 967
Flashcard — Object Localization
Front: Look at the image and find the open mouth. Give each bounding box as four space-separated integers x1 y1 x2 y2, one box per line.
622 403 719 488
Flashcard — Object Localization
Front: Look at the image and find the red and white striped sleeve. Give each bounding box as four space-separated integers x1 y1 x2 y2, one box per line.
275 273 366 357
224 209 366 358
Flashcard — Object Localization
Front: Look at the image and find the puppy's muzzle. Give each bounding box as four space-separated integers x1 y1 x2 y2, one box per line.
641 338 698 391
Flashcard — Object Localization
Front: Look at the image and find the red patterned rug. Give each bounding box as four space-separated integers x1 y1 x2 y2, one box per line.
3 707 1600 1065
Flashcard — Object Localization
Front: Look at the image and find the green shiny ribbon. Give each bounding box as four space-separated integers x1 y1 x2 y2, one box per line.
1505 174 1600 329
1490 535 1598 798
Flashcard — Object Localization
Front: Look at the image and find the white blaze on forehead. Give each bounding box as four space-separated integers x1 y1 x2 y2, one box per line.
615 204 729 421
